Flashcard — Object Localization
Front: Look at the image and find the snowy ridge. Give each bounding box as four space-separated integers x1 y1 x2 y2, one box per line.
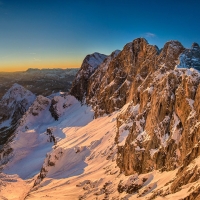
0 84 36 146
0 95 95 200
87 52 108 71
0 83 35 105
76 52 107 80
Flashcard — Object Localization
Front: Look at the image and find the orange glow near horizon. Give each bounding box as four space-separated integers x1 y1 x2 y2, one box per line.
0 61 81 72
0 51 85 72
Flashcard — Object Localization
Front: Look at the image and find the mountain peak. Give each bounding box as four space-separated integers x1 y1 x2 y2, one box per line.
192 42 199 49
12 83 23 88
6 83 26 93
0 84 36 145
177 41 200 70
70 52 108 102
26 68 41 73
112 49 121 56
134 37 148 43
1 83 35 103
84 52 107 70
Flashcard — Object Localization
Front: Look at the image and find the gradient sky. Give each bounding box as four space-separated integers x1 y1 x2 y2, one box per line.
0 0 200 72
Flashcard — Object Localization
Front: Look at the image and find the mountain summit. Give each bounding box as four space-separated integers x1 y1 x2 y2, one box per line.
70 52 108 101
0 83 36 145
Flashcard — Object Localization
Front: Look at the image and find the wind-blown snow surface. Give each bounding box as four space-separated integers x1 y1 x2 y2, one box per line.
0 95 94 199
0 95 196 200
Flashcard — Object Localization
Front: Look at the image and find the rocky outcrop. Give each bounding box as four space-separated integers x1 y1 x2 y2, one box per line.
46 128 56 144
70 52 107 102
49 98 60 120
87 38 161 116
49 93 71 121
115 67 200 174
49 93 70 121
71 38 200 196
74 38 185 117
177 42 200 70
86 50 121 116
113 41 200 197
34 147 64 186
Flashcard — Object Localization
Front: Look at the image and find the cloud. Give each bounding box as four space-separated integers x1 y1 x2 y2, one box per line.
34 58 41 62
145 32 156 38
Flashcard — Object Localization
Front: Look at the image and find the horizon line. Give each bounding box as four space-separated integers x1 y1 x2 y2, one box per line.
0 67 80 73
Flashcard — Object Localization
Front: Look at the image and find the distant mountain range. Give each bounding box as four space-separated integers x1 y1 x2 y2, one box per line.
0 68 79 99
1 38 200 199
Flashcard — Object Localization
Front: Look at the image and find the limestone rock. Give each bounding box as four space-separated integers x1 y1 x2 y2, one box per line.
177 42 200 70
70 52 107 102
70 37 200 196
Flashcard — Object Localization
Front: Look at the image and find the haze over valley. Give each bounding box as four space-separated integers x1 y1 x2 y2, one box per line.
0 68 78 99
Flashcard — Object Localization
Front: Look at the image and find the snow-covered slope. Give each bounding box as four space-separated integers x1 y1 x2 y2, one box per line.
24 106 180 200
0 95 95 199
1 95 93 175
1 99 199 200
0 83 36 145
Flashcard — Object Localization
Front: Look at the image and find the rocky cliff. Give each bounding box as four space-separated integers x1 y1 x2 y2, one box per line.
70 52 108 102
70 38 200 199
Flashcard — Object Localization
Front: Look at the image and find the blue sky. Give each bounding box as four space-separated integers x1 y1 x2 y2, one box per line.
0 0 200 71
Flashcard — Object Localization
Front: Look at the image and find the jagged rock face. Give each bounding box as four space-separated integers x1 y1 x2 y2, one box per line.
71 38 200 195
156 40 184 70
85 38 160 116
111 40 200 196
115 69 199 175
86 50 121 116
0 83 36 145
70 52 107 102
177 43 200 70
114 63 200 198
86 38 184 117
